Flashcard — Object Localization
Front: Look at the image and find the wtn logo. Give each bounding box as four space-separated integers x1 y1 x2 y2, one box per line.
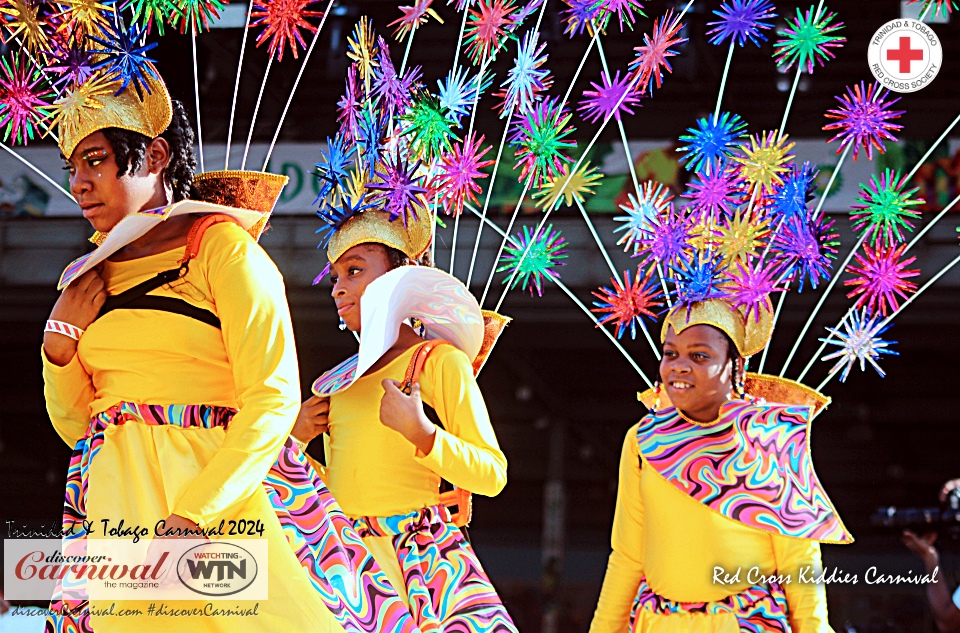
185 559 247 581
176 543 259 597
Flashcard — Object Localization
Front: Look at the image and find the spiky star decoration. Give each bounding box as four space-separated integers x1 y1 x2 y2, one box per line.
629 9 687 97
88 22 159 96
578 70 642 124
905 0 957 18
314 134 356 202
250 0 323 62
727 258 784 322
0 0 52 52
821 310 897 381
707 0 776 48
54 0 113 37
592 266 663 339
373 36 422 119
124 0 175 35
389 0 443 42
437 66 489 125
533 162 603 211
400 92 458 162
337 65 363 142
822 81 904 162
497 224 568 296
346 17 379 93
682 161 746 218
367 153 428 224
562 0 607 38
850 169 923 246
0 52 53 144
615 180 673 252
732 130 795 196
600 0 646 31
512 97 576 188
498 30 552 117
634 203 694 269
714 205 770 265
773 4 845 73
316 188 373 248
773 213 838 291
677 112 749 173
771 161 818 221
356 109 389 176
170 0 227 33
513 0 545 23
671 250 727 311
844 241 919 317
48 74 115 140
45 36 96 90
463 0 518 65
431 132 494 217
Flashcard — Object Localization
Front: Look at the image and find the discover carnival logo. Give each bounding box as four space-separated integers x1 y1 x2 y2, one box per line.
3 538 268 601
868 18 942 93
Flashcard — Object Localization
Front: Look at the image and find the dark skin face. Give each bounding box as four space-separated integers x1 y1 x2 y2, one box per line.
660 324 739 423
64 131 192 259
329 242 423 373
330 243 395 333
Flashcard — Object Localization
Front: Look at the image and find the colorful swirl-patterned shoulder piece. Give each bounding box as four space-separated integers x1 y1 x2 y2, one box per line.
312 354 359 396
58 252 95 289
636 399 853 544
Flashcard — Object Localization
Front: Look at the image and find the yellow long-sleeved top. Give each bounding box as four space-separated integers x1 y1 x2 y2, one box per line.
42 222 340 632
589 423 834 633
324 342 507 519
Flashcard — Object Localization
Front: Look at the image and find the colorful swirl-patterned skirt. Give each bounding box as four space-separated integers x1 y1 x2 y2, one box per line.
353 504 519 633
45 402 421 633
628 576 791 633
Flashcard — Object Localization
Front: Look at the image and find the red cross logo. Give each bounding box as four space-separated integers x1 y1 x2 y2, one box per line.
886 36 924 74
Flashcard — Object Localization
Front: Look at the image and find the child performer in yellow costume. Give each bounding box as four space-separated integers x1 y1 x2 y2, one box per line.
41 64 421 633
296 202 519 632
589 299 852 633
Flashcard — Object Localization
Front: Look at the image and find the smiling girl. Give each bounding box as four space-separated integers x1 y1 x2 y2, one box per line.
296 206 518 632
588 299 852 633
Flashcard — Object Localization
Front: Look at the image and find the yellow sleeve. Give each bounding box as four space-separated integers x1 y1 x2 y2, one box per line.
413 346 507 497
42 347 96 447
589 423 644 633
172 225 301 526
773 536 835 633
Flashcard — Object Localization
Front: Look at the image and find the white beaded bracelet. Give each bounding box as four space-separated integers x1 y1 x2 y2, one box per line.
291 436 309 453
45 319 85 341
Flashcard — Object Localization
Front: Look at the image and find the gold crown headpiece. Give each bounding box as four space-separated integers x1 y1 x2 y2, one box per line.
326 208 432 264
56 65 290 243
661 298 774 358
52 64 172 159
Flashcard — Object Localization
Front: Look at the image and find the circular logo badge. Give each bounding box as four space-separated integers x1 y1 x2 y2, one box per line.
868 19 942 93
177 542 258 597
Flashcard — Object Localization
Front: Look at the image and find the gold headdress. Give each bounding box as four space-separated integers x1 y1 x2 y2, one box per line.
661 298 774 358
52 60 290 244
52 63 172 159
327 208 432 264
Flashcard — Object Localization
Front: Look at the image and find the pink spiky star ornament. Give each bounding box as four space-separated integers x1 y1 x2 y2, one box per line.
844 241 919 317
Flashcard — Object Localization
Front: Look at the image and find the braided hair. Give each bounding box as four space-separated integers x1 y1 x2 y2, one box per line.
101 99 197 202
719 330 747 396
